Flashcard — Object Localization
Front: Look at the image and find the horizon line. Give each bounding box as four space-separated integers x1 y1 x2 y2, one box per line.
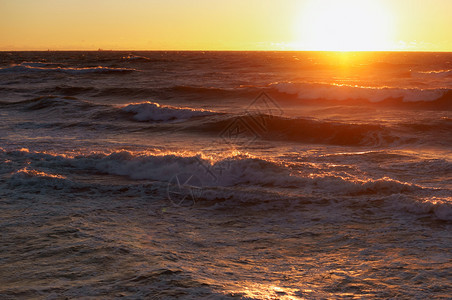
1 49 452 53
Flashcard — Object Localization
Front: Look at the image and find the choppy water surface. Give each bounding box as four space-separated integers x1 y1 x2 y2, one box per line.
0 51 451 299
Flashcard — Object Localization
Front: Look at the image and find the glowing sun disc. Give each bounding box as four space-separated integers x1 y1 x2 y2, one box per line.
295 0 393 51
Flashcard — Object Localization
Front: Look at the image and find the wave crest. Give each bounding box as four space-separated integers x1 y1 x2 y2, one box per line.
3 148 450 220
198 115 397 146
121 102 216 122
272 82 451 103
416 69 452 78
0 63 136 74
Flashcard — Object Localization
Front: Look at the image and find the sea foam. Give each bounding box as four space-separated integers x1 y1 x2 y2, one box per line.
121 102 216 121
272 82 450 102
0 63 135 74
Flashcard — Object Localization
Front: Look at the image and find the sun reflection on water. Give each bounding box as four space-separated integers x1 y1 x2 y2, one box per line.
226 282 307 299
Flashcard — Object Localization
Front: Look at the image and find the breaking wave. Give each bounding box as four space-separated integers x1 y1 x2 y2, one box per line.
272 82 452 104
121 101 217 122
416 69 452 78
0 63 136 74
2 98 449 147
20 61 67 68
2 148 450 220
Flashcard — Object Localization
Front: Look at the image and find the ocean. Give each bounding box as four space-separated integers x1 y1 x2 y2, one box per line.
0 51 451 299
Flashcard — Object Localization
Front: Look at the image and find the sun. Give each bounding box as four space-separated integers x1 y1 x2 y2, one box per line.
295 0 393 51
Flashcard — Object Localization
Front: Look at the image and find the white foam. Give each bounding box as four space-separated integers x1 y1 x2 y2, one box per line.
272 82 449 102
0 64 135 74
2 149 432 193
11 167 66 180
66 150 426 196
122 55 150 61
3 148 450 220
20 61 65 68
416 69 452 78
121 102 215 121
388 194 452 221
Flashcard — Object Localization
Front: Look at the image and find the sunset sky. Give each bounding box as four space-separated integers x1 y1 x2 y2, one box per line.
1 0 451 51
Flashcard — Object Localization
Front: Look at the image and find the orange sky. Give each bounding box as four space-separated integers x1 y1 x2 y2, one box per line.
0 0 451 51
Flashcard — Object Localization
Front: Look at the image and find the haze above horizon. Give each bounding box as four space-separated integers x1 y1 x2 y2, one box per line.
1 0 451 52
